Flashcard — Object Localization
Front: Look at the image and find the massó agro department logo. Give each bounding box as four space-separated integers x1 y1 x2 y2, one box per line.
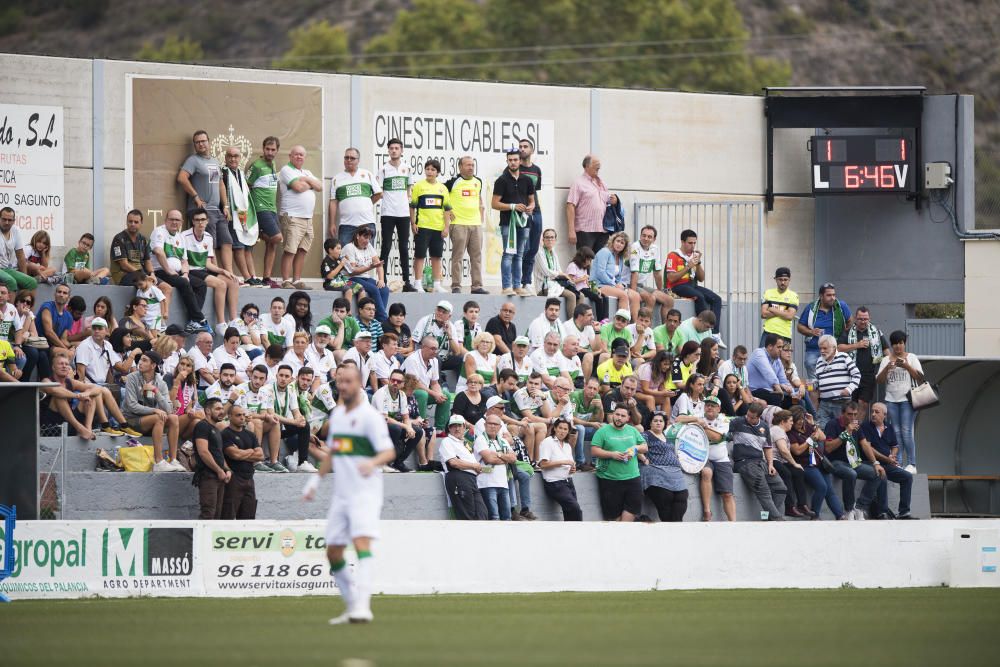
211 125 253 171
102 527 193 581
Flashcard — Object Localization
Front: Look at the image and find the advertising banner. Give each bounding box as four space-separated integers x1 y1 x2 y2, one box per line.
372 111 554 287
202 521 342 597
0 104 64 246
0 521 197 599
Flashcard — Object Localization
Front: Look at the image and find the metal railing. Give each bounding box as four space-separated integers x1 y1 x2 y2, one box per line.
633 201 764 352
39 422 67 520
905 319 965 356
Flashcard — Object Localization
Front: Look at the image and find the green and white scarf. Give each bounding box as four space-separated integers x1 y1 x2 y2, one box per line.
504 210 528 255
846 324 884 364
806 298 846 341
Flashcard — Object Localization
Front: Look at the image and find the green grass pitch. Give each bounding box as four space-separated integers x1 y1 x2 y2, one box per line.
2 589 999 666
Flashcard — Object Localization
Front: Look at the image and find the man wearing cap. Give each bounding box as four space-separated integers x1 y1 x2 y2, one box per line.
697 395 736 521
595 344 634 392
161 323 188 380
496 335 535 385
527 298 565 353
75 317 136 385
597 309 634 366
474 412 518 519
486 302 518 355
439 413 488 520
601 375 647 429
402 334 451 434
342 330 377 395
591 404 647 521
372 368 423 472
305 325 337 388
412 300 464 373
761 267 799 346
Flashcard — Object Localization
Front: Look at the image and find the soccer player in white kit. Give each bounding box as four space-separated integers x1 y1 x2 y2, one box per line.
302 364 396 624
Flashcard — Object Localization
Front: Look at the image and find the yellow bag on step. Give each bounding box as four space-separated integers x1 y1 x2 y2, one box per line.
117 445 155 472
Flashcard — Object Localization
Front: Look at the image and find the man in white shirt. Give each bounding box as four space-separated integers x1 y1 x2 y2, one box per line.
264 296 296 349
74 318 130 384
304 325 337 388
562 303 604 383
150 208 209 333
369 332 401 388
342 330 376 394
0 206 37 292
329 147 382 247
526 298 565 353
205 363 240 414
528 331 571 391
629 225 673 323
401 334 450 434
262 364 315 473
278 145 323 289
412 300 465 373
232 364 287 472
188 331 217 390
371 368 423 472
375 138 416 291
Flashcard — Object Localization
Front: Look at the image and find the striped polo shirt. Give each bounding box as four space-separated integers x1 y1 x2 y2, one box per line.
814 352 860 400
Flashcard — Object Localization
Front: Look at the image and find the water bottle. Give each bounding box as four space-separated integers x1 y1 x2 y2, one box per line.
422 264 433 291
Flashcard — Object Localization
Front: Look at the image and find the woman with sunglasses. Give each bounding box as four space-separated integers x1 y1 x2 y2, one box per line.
10 290 50 381
639 411 689 522
451 372 488 432
229 302 266 359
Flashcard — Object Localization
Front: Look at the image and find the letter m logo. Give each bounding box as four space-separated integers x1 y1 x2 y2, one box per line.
102 528 146 576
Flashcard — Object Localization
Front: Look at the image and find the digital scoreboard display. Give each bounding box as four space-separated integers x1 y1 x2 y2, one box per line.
810 135 915 194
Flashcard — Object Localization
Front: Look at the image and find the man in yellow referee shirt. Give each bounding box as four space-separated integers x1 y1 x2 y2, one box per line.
444 156 488 294
760 266 799 346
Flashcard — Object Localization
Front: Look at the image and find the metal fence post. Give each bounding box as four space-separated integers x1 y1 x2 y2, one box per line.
726 205 733 348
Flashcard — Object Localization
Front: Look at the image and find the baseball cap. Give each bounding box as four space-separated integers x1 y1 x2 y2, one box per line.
354 330 372 340
448 414 466 427
774 267 791 278
612 345 629 357
513 336 530 346
614 309 631 321
485 396 508 409
704 395 721 406
314 324 332 336
91 317 108 329
164 324 185 336
436 300 453 312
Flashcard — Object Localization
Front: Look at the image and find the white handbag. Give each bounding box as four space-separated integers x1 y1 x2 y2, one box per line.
907 380 940 411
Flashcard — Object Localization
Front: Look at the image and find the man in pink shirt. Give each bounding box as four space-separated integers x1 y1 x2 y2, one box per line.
566 155 615 253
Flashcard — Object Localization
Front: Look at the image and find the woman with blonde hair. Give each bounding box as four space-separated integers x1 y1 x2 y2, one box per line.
458 331 497 392
590 231 641 322
170 354 205 441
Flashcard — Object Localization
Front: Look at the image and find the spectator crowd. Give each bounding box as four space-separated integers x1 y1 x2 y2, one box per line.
0 133 923 523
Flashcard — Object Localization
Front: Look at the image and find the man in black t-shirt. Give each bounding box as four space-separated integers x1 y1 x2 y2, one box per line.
485 301 517 355
194 397 231 520
490 149 536 296
221 405 264 519
518 138 543 295
110 209 154 286
601 376 648 429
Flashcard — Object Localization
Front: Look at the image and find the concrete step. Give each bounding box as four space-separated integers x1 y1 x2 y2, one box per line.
55 467 932 522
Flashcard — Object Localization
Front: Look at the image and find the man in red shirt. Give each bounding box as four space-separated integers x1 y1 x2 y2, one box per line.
664 229 722 336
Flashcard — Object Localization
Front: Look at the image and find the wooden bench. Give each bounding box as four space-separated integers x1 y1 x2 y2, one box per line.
927 475 1000 515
